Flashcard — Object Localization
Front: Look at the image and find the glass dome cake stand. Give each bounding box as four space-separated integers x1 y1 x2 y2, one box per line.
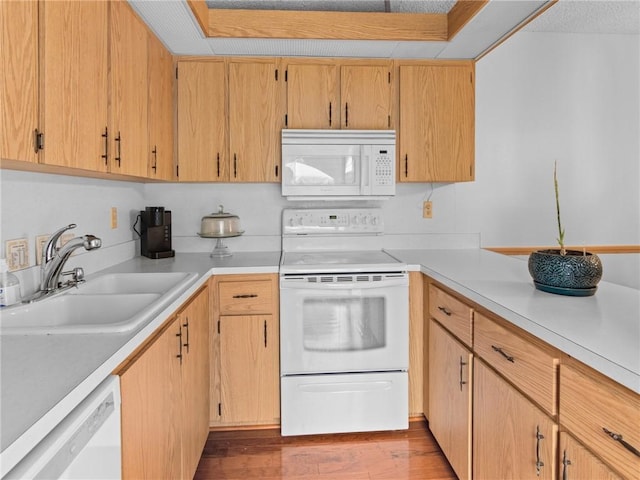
197 231 244 257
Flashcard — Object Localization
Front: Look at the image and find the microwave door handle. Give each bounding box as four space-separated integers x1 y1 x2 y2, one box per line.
361 146 370 195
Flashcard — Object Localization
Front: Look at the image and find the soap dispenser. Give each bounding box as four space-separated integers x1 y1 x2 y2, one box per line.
0 259 21 307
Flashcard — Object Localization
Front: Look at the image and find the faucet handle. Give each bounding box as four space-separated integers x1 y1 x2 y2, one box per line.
61 267 85 287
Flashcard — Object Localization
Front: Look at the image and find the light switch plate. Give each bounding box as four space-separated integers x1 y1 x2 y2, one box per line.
6 238 29 271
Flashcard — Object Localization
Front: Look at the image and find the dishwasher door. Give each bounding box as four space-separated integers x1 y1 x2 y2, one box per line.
4 376 121 480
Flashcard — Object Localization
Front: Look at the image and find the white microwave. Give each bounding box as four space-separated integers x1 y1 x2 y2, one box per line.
281 129 396 199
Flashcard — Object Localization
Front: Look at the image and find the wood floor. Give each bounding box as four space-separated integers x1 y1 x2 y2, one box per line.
194 420 457 480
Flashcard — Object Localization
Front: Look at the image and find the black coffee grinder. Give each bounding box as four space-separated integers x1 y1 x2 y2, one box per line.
135 206 175 259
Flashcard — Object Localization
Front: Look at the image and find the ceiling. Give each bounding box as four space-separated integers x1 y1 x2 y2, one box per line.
129 0 640 59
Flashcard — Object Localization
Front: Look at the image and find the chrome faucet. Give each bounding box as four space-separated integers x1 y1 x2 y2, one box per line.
38 224 102 294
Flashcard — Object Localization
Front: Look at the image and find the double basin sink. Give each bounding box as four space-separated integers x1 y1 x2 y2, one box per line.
0 272 198 335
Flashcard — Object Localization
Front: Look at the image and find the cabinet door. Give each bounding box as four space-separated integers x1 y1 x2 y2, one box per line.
41 0 108 172
109 0 148 177
228 61 281 182
399 65 474 182
429 320 473 480
120 319 183 480
219 314 279 425
474 360 557 480
559 432 622 480
341 65 391 129
287 63 339 129
180 288 210 480
147 33 174 180
177 61 227 181
1 0 38 163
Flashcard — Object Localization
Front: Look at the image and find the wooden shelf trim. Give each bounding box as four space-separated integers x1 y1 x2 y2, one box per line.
187 0 488 42
485 245 640 255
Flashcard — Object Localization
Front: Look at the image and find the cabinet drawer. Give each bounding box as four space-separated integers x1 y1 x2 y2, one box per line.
428 284 473 347
218 280 274 315
474 312 558 416
560 363 640 479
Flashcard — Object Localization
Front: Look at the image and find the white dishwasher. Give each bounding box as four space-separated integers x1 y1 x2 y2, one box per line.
4 376 121 480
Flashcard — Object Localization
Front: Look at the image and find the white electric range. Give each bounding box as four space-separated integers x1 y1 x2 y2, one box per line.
279 207 409 436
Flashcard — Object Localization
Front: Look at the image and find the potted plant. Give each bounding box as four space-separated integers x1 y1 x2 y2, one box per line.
528 162 603 296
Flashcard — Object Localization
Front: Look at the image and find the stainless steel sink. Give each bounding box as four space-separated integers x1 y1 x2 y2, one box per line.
0 271 199 335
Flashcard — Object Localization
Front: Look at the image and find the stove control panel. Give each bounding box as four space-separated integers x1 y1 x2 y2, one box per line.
283 208 384 235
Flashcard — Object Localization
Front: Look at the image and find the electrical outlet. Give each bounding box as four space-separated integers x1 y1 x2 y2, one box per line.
5 238 29 271
111 207 118 229
423 201 433 219
36 234 50 265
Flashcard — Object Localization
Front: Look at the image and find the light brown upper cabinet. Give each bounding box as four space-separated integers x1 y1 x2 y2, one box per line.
341 64 393 129
40 0 109 172
1 0 39 164
108 0 149 178
399 63 475 182
228 60 283 182
286 62 339 129
176 60 227 182
147 33 174 181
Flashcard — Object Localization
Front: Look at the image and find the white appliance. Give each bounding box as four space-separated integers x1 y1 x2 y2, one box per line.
4 376 121 480
281 129 396 199
280 207 409 436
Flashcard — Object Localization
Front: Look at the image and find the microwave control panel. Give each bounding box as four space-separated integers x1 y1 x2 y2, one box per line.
373 148 394 186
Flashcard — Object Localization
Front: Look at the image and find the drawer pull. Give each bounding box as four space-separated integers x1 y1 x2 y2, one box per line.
491 345 515 363
232 294 258 299
603 427 640 457
535 426 545 476
176 329 183 364
459 356 468 391
437 306 452 316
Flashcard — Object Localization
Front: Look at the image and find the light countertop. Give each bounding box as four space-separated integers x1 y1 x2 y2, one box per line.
387 249 640 394
0 252 281 476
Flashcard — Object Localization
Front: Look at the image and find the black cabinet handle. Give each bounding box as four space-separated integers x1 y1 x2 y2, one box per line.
233 153 237 178
264 320 267 348
115 131 122 166
535 426 545 476
603 428 640 457
232 294 258 299
345 102 349 127
329 102 332 127
459 356 467 391
216 153 220 177
151 145 157 172
176 328 183 364
491 345 515 363
404 154 408 177
182 318 190 353
561 450 571 480
437 306 452 316
101 127 108 165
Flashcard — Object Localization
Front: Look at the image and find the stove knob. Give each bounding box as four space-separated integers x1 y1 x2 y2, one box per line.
362 216 369 225
297 217 304 226
352 216 359 225
371 216 378 226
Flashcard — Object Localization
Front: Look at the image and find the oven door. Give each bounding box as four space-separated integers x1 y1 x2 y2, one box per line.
279 272 409 375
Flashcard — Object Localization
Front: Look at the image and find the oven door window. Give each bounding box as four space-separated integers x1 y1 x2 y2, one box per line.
303 297 385 351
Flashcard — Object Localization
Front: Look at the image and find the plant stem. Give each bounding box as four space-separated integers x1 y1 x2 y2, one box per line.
554 161 566 255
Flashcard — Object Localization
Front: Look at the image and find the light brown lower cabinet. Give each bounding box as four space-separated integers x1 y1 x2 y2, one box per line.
473 360 557 480
211 274 280 427
428 319 472 480
119 286 210 480
559 432 622 480
219 314 279 425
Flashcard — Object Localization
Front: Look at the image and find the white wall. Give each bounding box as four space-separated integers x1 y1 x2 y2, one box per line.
463 31 640 247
